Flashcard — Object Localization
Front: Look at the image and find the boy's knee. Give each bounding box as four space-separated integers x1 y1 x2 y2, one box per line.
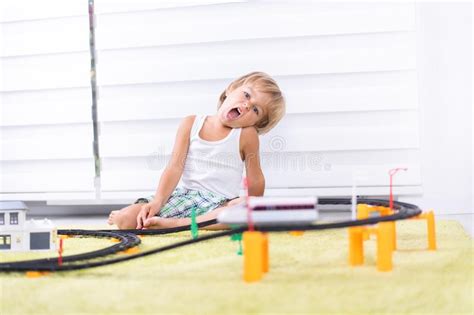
227 197 244 207
122 203 140 212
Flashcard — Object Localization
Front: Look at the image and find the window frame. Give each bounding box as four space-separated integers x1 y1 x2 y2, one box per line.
10 212 19 225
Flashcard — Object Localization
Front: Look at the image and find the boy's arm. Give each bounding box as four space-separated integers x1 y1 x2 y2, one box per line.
153 115 195 203
240 127 265 196
137 115 195 228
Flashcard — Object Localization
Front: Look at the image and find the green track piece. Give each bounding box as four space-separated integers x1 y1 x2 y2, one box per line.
230 224 243 255
190 207 198 239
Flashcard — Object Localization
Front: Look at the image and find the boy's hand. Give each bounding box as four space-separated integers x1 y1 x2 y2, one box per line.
136 201 162 229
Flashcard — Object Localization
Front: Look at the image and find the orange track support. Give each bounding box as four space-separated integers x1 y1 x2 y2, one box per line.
410 210 437 250
262 233 269 273
348 223 394 272
289 231 304 236
349 227 364 266
243 231 267 282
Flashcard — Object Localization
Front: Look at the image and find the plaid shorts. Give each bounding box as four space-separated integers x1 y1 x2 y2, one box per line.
134 187 231 218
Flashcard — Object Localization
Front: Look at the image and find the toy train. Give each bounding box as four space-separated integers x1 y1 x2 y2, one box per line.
217 196 318 226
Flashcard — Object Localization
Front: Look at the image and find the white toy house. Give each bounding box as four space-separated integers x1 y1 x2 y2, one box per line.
0 201 57 252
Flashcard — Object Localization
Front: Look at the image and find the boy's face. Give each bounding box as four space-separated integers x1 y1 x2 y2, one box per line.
217 84 270 129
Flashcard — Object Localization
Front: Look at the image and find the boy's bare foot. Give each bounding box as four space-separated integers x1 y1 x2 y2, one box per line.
107 210 122 225
143 217 187 229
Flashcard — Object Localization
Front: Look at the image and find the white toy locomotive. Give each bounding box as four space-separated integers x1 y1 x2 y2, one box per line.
217 196 318 226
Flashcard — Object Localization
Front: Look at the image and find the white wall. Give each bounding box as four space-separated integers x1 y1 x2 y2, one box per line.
403 2 472 215
0 0 96 202
94 1 422 203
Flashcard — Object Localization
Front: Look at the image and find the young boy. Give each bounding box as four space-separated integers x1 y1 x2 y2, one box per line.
108 71 286 230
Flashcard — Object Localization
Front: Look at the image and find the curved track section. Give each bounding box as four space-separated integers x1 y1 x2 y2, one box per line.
0 198 422 272
0 231 141 270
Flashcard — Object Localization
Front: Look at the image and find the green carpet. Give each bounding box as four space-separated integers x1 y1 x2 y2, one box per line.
1 219 472 315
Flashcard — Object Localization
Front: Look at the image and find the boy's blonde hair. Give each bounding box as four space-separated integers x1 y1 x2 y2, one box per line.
218 71 286 135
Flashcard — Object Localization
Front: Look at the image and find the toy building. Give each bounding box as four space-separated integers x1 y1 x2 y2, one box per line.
0 201 57 252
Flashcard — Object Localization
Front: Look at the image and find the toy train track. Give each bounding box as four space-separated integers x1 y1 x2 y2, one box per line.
0 198 422 273
0 231 141 269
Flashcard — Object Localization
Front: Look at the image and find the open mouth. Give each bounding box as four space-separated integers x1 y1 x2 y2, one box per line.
226 107 242 121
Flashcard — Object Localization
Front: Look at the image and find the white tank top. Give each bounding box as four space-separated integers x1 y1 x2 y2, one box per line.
179 115 244 199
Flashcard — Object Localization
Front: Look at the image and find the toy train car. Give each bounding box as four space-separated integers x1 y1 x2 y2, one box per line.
217 196 318 226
